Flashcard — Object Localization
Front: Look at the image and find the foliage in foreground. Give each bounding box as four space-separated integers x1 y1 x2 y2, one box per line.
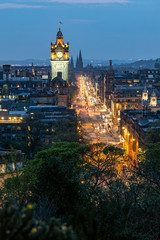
0 142 160 240
0 203 76 240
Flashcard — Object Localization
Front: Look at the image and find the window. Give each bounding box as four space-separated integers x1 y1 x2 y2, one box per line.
0 164 5 173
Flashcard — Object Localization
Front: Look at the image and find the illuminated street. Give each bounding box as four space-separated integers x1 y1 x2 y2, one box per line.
74 75 121 146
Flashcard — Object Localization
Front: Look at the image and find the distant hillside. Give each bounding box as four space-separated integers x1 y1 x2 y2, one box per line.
0 58 160 70
83 59 136 67
0 58 136 67
113 59 160 70
0 59 50 66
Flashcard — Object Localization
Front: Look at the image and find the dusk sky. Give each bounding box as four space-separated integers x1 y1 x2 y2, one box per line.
0 0 160 61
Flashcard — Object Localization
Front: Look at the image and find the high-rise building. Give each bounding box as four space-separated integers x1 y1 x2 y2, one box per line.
50 27 69 82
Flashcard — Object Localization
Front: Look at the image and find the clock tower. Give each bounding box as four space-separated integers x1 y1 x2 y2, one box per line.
51 27 69 82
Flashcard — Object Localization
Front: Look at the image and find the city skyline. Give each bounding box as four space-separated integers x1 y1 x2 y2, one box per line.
0 0 159 61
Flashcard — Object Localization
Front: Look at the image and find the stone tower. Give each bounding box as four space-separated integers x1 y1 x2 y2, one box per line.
150 90 157 107
50 26 69 82
142 84 148 101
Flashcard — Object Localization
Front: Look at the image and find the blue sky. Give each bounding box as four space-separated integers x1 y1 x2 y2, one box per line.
0 0 159 61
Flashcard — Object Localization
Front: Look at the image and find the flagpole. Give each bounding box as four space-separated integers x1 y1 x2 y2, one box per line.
59 21 62 30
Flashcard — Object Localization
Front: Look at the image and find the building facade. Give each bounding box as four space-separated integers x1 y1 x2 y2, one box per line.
105 60 115 109
111 86 143 124
120 109 160 161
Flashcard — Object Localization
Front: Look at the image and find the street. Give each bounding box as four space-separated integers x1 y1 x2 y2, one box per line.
74 75 121 146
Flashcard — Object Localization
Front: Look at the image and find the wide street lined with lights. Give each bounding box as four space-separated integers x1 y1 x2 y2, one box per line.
74 75 120 146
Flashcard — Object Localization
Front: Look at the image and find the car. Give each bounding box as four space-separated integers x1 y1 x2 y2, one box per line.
119 158 124 163
126 170 131 177
123 164 131 177
122 164 127 173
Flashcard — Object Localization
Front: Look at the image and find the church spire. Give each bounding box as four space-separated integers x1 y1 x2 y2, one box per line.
78 50 83 69
76 56 79 69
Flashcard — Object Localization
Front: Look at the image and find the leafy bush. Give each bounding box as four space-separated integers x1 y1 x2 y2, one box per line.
0 203 76 240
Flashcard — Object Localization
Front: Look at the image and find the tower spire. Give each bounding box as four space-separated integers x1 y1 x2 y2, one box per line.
71 56 74 68
76 56 79 69
78 50 83 69
59 21 62 30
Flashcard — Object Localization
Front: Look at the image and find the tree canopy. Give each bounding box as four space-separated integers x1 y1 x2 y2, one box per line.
1 142 160 240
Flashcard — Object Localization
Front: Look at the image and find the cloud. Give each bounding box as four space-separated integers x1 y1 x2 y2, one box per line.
71 18 96 24
1 0 129 5
46 0 128 3
0 3 43 9
0 0 129 9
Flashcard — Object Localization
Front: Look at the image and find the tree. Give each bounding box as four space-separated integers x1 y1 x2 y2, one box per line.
136 142 160 192
144 120 160 147
1 142 160 240
82 143 125 189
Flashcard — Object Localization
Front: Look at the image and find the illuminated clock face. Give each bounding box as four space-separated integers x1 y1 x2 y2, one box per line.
56 52 63 58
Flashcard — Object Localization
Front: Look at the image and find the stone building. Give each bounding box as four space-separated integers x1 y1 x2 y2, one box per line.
120 109 160 161
111 86 143 124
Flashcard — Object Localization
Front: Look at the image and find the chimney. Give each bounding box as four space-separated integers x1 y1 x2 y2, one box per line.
29 72 32 81
109 60 112 70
